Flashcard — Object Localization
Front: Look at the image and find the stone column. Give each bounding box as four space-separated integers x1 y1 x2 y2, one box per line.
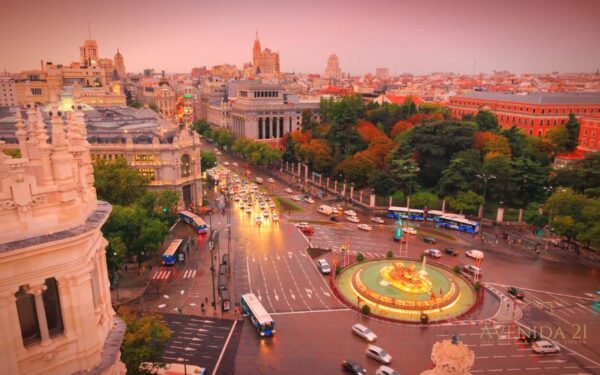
28 284 52 346
389 197 392 207
304 164 308 182
319 175 322 185
350 185 354 199
496 207 505 223
342 183 346 197
441 199 446 212
518 208 523 223
0 288 21 374
326 177 330 189
334 180 338 192
370 194 376 207
359 190 363 203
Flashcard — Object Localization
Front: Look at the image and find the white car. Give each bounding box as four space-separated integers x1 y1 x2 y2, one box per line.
267 177 275 183
239 203 245 209
285 188 293 194
371 217 385 224
224 161 230 166
466 249 484 260
263 211 269 218
532 340 560 354
317 259 331 274
304 197 315 204
233 162 238 167
295 222 310 229
424 249 442 258
358 224 372 231
352 323 377 342
246 207 252 214
256 215 263 224
269 202 276 208
376 365 400 375
347 216 360 223
344 210 357 216
366 344 392 364
291 195 302 201
272 214 279 222
216 151 222 156
404 227 417 235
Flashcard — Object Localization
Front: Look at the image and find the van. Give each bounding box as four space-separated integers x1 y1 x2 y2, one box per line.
317 205 333 215
462 264 482 276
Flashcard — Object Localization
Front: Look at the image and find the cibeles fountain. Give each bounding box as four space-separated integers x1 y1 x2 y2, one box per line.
335 258 478 322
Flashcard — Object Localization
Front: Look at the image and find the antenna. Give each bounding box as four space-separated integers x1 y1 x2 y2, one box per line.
473 58 476 76
87 22 91 39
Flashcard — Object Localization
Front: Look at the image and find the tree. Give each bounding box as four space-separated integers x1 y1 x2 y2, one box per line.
102 205 145 257
410 191 439 209
191 119 210 135
501 126 528 157
475 110 500 132
301 109 315 132
508 157 549 208
298 139 333 173
2 148 21 158
447 191 483 214
136 190 180 224
565 113 580 151
437 150 481 197
523 202 548 229
356 253 365 262
282 133 297 163
119 308 172 375
390 158 420 199
368 170 397 196
481 156 512 202
200 150 217 171
390 120 413 138
544 125 569 153
335 153 378 187
573 153 600 194
106 236 126 283
356 120 386 143
94 157 148 205
133 217 168 267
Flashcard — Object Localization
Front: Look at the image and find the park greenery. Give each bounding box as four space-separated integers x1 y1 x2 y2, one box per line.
118 307 172 375
94 158 179 279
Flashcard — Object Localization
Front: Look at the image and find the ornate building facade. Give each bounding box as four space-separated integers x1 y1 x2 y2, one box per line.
324 54 342 81
113 49 126 81
0 95 126 374
252 33 280 76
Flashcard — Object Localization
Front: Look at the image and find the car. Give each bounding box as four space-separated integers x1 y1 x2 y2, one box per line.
267 177 275 183
352 323 377 342
424 248 442 258
462 264 482 276
304 197 315 204
269 202 276 208
256 215 262 224
291 195 302 201
358 224 372 231
519 332 541 344
224 161 230 166
532 340 560 354
371 217 385 224
444 247 458 256
140 363 208 375
239 203 245 209
375 365 401 375
507 287 524 299
272 214 279 222
341 359 367 375
233 162 238 167
317 259 331 274
245 207 252 214
422 236 437 244
284 188 293 193
295 222 310 229
329 215 339 222
366 344 392 364
466 249 484 260
404 227 417 235
216 151 222 156
344 210 357 216
347 215 360 223
263 211 269 218
300 226 314 235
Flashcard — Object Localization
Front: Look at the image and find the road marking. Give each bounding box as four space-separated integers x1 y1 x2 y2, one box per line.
274 289 279 302
270 308 350 315
290 290 296 300
305 288 312 299
183 270 190 279
288 251 293 258
487 283 597 301
321 287 331 297
246 255 253 293
210 322 235 375
276 254 280 260
577 302 599 315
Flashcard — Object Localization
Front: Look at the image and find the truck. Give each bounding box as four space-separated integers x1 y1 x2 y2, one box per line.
317 205 333 215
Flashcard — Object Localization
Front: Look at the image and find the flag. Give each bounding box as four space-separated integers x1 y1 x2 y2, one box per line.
430 291 436 301
439 288 443 297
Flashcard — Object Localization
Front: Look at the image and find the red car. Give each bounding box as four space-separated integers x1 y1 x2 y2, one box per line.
301 226 314 235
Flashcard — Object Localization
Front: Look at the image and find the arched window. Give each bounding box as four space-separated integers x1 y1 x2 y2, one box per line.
181 154 191 177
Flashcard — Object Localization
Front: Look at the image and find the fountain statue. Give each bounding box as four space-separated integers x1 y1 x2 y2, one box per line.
420 336 475 375
380 262 432 294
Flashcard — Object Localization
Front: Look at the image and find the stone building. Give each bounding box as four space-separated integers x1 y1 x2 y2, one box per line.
0 97 126 374
324 54 342 81
252 33 280 76
0 75 17 107
113 49 126 81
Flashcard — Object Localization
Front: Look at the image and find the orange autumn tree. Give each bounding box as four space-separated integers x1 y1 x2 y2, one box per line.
298 139 334 173
473 131 511 160
335 152 379 186
360 136 396 167
357 120 386 143
390 120 413 138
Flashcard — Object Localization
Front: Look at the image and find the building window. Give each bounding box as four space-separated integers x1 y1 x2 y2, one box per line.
265 118 270 138
138 168 156 181
135 154 155 162
180 154 191 177
43 278 64 337
15 287 40 346
258 118 263 139
31 88 42 95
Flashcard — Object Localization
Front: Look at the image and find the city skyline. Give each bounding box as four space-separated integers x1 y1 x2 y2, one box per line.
1 0 600 75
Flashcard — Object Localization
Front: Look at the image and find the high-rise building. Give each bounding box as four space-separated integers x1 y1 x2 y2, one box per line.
97 57 114 83
324 54 342 81
252 33 280 76
79 39 99 66
0 94 126 374
114 49 126 80
0 75 17 107
375 68 390 80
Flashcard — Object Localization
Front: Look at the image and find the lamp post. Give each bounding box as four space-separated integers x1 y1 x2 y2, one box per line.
477 173 496 220
113 252 119 302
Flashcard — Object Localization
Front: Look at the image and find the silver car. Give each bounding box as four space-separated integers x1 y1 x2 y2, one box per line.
352 323 377 342
366 344 392 364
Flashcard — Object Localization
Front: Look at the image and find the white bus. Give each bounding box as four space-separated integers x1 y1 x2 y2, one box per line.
241 293 275 337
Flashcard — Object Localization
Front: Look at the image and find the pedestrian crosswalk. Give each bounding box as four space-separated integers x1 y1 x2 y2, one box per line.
331 249 389 259
151 268 198 280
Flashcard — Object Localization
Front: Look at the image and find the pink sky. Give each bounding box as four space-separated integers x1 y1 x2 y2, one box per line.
1 0 599 75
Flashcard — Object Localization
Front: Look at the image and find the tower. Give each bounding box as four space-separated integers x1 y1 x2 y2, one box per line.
79 39 99 67
0 95 125 374
252 31 261 68
114 49 126 80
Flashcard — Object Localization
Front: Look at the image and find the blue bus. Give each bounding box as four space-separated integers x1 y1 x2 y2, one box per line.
438 215 480 234
241 293 275 337
162 239 184 265
425 210 445 222
387 206 425 221
178 211 209 234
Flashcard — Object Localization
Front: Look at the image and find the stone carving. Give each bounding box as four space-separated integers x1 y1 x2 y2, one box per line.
420 338 475 375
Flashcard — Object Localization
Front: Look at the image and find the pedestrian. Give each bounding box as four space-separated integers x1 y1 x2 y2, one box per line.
124 264 128 272
205 296 208 304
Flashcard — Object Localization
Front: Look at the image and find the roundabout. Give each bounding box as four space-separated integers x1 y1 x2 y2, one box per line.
335 258 479 323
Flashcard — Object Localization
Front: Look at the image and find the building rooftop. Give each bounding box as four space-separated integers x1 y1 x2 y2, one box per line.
453 91 600 105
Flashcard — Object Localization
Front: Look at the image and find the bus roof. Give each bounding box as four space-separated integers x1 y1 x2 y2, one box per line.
164 239 183 256
388 206 424 213
427 210 444 215
179 211 207 226
241 293 273 326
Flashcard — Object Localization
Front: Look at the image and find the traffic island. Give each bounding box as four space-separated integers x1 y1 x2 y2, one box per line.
334 258 479 323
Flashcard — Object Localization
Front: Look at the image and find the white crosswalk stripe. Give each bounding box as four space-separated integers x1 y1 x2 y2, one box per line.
182 269 197 279
152 270 172 280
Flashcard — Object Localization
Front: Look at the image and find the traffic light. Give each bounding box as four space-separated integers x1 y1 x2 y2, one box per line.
162 206 168 213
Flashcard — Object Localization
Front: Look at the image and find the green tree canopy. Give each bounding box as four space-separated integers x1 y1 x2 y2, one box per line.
508 157 549 208
565 113 580 151
390 158 420 199
410 191 439 209
447 191 483 214
200 150 217 171
94 157 148 205
437 149 481 197
475 110 500 132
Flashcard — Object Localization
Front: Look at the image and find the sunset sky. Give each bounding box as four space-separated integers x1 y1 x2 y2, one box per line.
1 0 599 75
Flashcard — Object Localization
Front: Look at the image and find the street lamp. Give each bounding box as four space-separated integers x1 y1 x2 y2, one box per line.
477 173 496 220
113 252 119 302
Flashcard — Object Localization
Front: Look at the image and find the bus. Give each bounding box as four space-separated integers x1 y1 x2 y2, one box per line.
425 210 445 222
178 211 209 234
438 215 480 234
162 239 184 265
387 206 425 221
241 293 275 337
